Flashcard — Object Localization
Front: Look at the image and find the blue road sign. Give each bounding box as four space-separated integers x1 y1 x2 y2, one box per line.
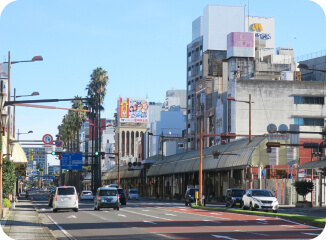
39 163 43 167
60 152 83 170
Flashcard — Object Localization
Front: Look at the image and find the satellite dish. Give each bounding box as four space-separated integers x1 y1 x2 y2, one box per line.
267 123 277 133
278 124 289 133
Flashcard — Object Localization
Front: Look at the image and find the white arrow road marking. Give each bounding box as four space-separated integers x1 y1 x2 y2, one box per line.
118 214 126 217
144 221 157 224
212 235 236 240
67 215 77 218
165 213 177 216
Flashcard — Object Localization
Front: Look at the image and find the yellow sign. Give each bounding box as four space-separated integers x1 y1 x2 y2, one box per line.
195 191 199 199
251 23 263 32
29 149 33 161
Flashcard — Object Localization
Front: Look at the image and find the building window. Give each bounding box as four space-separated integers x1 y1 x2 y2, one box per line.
188 52 191 62
294 96 324 104
200 46 203 56
188 67 191 77
200 61 202 71
294 118 324 126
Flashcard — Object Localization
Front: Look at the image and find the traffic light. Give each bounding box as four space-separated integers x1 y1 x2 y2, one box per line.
95 152 105 159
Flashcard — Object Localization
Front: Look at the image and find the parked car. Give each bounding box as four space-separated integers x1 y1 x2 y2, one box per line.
116 188 127 205
94 187 120 211
242 189 279 213
127 189 139 200
48 189 56 207
225 188 245 208
80 190 93 201
52 186 78 212
185 188 206 206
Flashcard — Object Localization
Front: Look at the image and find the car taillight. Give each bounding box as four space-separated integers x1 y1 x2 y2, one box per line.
54 195 57 200
117 194 120 201
98 196 101 200
76 195 78 200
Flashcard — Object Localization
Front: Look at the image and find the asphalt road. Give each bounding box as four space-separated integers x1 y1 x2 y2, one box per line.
29 192 323 240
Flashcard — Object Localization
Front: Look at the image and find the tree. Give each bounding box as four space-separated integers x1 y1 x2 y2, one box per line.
293 180 314 201
2 157 17 199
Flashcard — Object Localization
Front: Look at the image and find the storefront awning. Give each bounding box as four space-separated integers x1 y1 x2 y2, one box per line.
299 160 326 169
1 134 28 163
102 165 144 180
147 137 265 177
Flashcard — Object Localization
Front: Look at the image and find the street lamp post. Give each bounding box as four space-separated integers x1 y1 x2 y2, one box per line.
17 129 33 141
5 51 43 210
12 88 39 139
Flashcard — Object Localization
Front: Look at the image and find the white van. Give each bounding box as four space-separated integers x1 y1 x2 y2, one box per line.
53 186 78 212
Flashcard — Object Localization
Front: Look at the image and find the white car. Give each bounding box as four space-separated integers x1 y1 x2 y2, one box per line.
52 186 79 212
80 190 94 201
128 189 139 200
242 189 279 213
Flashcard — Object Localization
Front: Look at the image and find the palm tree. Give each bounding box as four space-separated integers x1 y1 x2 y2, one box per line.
86 67 109 192
71 96 86 152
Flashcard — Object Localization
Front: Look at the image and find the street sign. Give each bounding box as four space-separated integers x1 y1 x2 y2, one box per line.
42 134 53 145
60 152 83 170
55 141 63 147
39 163 43 167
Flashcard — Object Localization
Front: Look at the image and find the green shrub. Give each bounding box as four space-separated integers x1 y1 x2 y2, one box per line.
3 198 11 208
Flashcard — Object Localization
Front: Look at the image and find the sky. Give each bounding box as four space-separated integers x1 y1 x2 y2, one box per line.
0 0 326 166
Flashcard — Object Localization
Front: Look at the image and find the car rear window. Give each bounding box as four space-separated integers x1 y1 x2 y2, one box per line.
100 190 117 196
130 189 138 194
57 188 76 195
189 189 199 195
117 189 124 194
83 191 92 195
231 190 245 197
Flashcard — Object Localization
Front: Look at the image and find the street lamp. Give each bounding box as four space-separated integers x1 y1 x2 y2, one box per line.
12 88 39 138
227 94 253 143
4 52 43 211
17 129 33 141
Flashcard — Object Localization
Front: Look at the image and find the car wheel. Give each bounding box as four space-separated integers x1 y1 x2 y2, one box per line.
225 203 228 207
250 203 255 211
273 210 278 213
53 208 57 212
116 207 119 211
74 208 78 212
98 207 100 211
185 201 188 206
239 204 242 208
242 203 247 210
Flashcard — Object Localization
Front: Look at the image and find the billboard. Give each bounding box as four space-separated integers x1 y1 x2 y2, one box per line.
119 98 149 123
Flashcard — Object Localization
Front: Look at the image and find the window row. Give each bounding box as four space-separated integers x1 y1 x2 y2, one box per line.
294 96 324 105
294 118 324 126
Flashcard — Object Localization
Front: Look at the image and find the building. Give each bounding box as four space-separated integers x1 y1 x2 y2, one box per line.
23 147 48 176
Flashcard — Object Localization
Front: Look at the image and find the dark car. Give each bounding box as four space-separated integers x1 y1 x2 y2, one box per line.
185 188 206 206
48 189 56 207
225 188 245 208
94 187 120 211
117 188 127 205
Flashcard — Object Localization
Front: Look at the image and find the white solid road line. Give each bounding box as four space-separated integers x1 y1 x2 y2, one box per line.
118 214 126 217
48 215 76 240
121 209 172 221
165 213 177 216
143 221 157 224
212 234 236 240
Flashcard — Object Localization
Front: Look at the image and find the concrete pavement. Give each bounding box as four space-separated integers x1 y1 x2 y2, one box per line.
0 196 56 240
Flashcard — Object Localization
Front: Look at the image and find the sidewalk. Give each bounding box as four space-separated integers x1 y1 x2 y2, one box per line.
1 196 56 240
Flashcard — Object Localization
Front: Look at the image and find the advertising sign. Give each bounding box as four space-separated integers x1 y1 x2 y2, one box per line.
119 98 149 123
0 63 8 78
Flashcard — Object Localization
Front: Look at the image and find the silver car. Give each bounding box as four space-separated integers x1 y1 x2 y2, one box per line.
94 187 120 211
53 186 78 212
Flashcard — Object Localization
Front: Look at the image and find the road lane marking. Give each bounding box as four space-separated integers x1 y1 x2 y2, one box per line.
144 221 157 224
48 215 76 240
121 209 172 221
67 215 77 218
118 214 126 217
203 220 221 224
212 234 236 240
302 232 320 236
142 210 150 211
210 212 221 215
165 213 177 216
